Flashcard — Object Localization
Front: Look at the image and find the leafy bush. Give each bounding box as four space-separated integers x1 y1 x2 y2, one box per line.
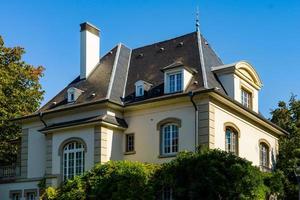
49 150 284 199
152 150 268 200
40 187 58 200
86 161 158 199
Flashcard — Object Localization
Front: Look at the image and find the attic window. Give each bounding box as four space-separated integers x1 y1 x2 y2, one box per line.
67 87 83 103
136 85 144 97
134 80 152 97
162 62 196 94
167 71 183 93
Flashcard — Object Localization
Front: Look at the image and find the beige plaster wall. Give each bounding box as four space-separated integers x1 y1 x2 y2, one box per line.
212 102 278 167
124 102 195 164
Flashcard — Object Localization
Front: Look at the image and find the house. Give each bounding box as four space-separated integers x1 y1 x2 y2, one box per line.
0 22 287 199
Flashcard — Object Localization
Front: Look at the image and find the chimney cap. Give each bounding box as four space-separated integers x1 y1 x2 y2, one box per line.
80 22 100 35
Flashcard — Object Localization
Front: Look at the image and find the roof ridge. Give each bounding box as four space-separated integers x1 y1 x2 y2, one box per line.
132 31 197 51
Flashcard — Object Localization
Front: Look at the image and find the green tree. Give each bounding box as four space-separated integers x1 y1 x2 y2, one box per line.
271 95 300 199
152 150 268 200
0 36 44 164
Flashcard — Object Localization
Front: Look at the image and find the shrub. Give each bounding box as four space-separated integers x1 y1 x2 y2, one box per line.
86 160 158 200
152 150 268 200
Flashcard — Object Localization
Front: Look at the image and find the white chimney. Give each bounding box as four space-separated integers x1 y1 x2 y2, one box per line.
80 22 100 79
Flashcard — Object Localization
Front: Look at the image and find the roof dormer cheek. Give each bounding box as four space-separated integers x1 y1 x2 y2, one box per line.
67 87 83 103
161 61 197 94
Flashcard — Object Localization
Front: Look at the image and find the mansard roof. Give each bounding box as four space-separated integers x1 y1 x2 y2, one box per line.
39 31 225 112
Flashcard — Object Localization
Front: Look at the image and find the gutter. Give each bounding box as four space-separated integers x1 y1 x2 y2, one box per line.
38 112 48 128
189 91 198 152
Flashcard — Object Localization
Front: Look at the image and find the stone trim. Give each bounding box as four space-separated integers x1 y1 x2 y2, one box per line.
45 133 53 176
157 118 182 156
156 117 182 131
9 190 22 198
20 129 29 179
23 188 38 197
58 137 87 156
94 126 101 164
258 138 271 148
198 102 215 149
100 129 108 164
58 137 87 184
223 122 241 137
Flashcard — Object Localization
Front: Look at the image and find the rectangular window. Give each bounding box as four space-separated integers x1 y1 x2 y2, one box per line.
136 85 144 97
241 88 252 108
162 124 179 155
168 72 183 93
26 193 36 200
126 134 135 152
12 193 20 200
162 187 173 200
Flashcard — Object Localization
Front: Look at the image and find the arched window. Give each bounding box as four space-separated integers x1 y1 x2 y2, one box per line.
162 124 179 155
225 127 238 155
63 141 85 180
259 142 270 168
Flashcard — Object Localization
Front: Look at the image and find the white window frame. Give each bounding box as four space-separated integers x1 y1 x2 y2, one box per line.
162 124 179 155
63 141 85 181
136 84 144 97
166 71 183 93
241 88 252 108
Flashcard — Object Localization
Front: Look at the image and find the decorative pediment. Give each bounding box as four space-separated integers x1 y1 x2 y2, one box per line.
235 61 262 90
212 61 262 90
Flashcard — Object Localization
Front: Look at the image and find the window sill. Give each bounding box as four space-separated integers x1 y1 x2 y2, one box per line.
158 154 177 158
124 151 136 155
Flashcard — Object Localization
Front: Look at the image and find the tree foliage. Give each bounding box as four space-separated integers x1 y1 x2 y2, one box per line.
271 95 300 199
152 150 268 200
41 150 282 200
0 36 44 163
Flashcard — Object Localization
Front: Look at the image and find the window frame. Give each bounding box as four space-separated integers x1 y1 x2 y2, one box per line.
166 70 183 93
259 142 270 169
9 190 22 200
23 189 38 200
162 187 173 200
125 133 135 154
241 87 252 109
62 141 85 181
161 123 179 156
225 127 239 155
136 84 144 97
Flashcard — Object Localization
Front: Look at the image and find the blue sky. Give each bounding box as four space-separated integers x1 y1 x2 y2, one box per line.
0 0 299 117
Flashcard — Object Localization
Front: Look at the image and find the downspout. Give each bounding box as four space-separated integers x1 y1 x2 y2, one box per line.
39 112 48 128
189 91 198 152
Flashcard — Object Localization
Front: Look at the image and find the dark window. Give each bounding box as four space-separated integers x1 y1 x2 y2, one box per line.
260 142 269 168
225 127 238 155
126 134 135 152
162 187 173 200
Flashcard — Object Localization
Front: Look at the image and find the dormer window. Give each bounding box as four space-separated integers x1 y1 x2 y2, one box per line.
241 88 252 109
67 87 83 103
162 62 197 94
136 85 144 97
135 80 152 97
167 71 182 93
